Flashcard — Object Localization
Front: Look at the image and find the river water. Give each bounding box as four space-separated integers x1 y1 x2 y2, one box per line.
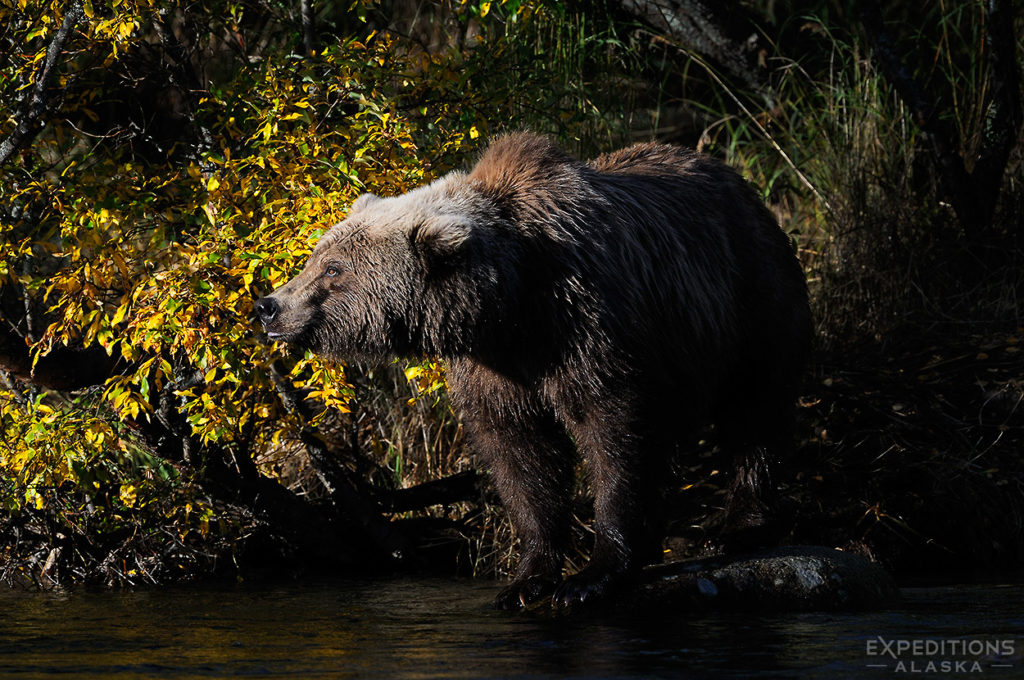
1 578 1021 679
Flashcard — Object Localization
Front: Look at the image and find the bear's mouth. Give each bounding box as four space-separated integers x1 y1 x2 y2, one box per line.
260 308 322 350
260 315 305 343
263 325 313 349
265 330 302 344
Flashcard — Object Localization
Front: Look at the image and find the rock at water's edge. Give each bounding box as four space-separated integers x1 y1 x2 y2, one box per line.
621 545 899 613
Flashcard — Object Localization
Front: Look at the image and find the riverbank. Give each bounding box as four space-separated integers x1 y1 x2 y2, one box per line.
3 325 1022 591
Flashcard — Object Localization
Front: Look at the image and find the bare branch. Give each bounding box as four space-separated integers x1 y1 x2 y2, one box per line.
300 0 317 57
384 470 485 513
0 2 84 167
617 0 773 105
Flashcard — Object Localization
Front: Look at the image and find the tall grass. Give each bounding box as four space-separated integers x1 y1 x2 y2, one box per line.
662 9 1022 342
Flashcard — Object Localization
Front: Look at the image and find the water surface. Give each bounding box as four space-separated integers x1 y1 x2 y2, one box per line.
1 578 1021 678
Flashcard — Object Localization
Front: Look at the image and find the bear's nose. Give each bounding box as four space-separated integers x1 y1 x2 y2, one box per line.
254 297 279 325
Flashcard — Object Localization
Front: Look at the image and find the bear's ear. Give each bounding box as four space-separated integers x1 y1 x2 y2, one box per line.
411 215 472 269
349 192 381 215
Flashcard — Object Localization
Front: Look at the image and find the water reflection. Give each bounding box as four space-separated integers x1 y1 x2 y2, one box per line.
0 579 1020 678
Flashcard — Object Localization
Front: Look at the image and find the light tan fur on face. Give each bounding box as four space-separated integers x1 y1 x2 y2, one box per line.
315 173 480 257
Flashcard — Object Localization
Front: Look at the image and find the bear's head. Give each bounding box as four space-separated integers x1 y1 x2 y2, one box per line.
255 176 519 362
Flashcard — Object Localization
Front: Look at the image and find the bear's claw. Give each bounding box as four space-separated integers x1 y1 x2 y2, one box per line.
493 574 560 610
552 569 621 609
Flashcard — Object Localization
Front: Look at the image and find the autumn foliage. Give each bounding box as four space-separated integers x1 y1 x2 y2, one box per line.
0 0 565 583
2 0 1022 586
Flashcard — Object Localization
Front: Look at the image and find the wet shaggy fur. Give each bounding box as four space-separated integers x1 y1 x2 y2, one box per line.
256 133 812 610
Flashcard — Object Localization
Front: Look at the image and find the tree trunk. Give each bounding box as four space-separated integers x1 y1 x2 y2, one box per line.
859 0 1022 237
615 0 773 105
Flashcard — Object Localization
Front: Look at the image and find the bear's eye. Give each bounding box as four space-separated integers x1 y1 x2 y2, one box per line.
324 265 340 278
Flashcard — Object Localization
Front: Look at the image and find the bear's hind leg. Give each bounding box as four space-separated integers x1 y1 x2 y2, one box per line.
554 407 659 608
717 392 795 551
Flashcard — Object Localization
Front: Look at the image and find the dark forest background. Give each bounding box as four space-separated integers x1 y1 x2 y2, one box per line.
1 0 1021 588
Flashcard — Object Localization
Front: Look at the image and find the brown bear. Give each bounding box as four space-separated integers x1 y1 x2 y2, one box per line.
255 133 811 610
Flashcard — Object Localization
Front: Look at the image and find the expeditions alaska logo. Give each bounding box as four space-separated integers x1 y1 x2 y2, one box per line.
866 637 1018 673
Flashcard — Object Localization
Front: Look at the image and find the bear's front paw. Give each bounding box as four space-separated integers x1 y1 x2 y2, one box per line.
552 568 622 609
493 574 561 610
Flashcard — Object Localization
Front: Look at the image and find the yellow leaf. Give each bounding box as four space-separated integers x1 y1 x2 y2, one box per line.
111 302 129 326
207 176 220 192
120 483 137 508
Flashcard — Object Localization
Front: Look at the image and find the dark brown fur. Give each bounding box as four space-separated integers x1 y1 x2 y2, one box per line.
256 133 812 609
